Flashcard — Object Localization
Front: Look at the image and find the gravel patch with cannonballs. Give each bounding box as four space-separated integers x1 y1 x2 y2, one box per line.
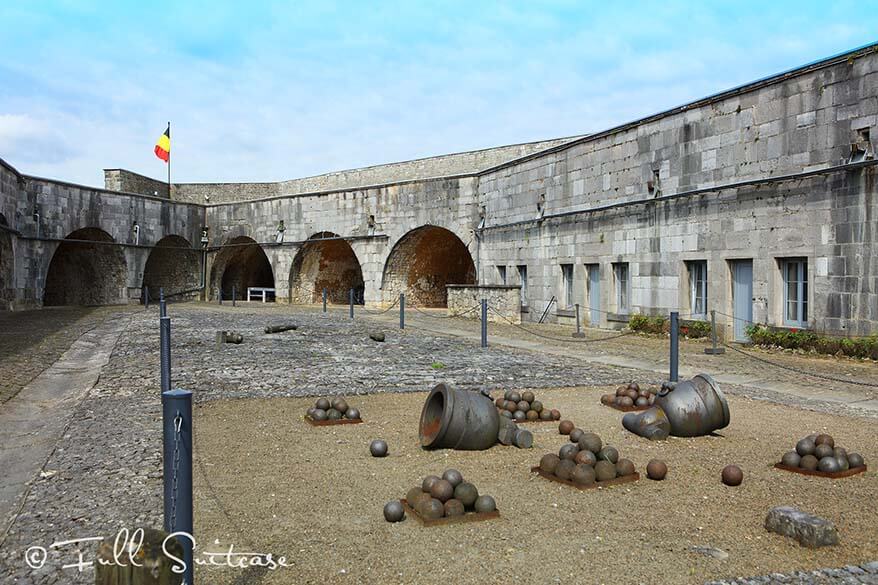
192 386 878 585
494 389 561 422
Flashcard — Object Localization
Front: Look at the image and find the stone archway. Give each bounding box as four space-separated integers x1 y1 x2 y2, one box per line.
44 227 128 306
210 236 275 300
0 214 13 308
289 232 365 304
382 225 476 307
142 235 201 300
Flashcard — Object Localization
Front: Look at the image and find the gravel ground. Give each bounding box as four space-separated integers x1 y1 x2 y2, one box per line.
192 387 878 585
0 303 876 585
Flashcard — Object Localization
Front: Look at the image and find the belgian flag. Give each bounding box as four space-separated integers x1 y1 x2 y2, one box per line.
154 125 170 162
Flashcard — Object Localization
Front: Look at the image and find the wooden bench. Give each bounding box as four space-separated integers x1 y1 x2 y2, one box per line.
247 287 276 302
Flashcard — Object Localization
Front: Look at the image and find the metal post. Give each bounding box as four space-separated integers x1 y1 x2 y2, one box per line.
232 285 236 307
669 311 679 382
481 299 488 348
399 293 405 330
159 288 167 318
143 286 149 309
349 288 354 319
704 309 726 355
218 287 222 305
572 303 585 338
162 388 193 585
160 316 171 393
322 288 327 314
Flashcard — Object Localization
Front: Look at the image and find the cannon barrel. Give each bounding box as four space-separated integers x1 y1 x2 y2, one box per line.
419 384 501 450
622 374 729 440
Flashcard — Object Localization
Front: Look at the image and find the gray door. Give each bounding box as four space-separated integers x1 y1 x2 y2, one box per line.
587 264 600 326
732 260 753 342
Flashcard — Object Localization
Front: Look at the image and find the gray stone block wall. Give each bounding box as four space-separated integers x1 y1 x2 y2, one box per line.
103 169 170 199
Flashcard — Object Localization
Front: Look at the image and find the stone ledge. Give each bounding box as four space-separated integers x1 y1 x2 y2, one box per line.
764 506 839 548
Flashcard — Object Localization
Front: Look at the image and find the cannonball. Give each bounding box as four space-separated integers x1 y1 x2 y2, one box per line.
836 456 850 471
454 482 479 508
551 409 561 420
579 433 602 454
598 446 619 464
635 396 649 407
574 449 597 466
638 387 651 398
800 454 819 471
555 459 576 481
505 400 518 412
495 397 506 408
626 389 639 402
646 459 668 480
517 400 530 412
818 456 840 473
500 410 513 419
422 475 441 493
333 399 349 414
504 390 514 401
306 407 316 418
721 465 743 486
409 491 431 511
474 495 497 513
781 451 802 468
618 396 634 407
311 409 327 421
430 479 454 503
406 486 424 505
814 443 834 460
814 434 835 448
369 439 388 457
559 420 575 435
559 443 580 461
627 382 640 393
526 410 539 421
345 407 361 420
833 447 848 461
327 408 342 420
569 428 585 443
522 391 535 404
531 400 543 413
615 458 636 477
539 410 553 421
444 499 465 517
508 391 521 404
513 410 527 422
540 453 561 474
615 386 627 397
315 398 330 411
795 438 816 457
383 500 405 522
594 460 616 482
419 498 445 519
601 393 615 405
572 464 596 486
442 469 463 487
848 453 865 468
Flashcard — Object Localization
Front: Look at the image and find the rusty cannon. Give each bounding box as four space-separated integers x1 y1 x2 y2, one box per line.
622 374 730 441
419 384 532 450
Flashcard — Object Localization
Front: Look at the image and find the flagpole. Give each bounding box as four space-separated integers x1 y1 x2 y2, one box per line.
167 121 171 198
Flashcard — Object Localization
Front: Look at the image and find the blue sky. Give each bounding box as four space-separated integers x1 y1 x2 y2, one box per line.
0 1 876 187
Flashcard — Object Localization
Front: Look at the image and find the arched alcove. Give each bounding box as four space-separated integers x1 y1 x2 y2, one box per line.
289 232 365 304
44 227 128 306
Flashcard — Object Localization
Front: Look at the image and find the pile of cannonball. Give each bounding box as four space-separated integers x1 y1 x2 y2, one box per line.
538 423 637 486
781 433 866 473
600 382 656 408
401 469 497 521
306 397 361 421
495 390 561 422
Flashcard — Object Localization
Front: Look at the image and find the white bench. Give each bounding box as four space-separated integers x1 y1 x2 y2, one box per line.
247 287 276 303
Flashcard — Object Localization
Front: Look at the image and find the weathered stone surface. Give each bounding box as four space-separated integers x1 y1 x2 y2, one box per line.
764 506 839 548
369 331 386 342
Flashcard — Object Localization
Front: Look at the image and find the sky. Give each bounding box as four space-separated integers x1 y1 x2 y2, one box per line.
0 1 876 187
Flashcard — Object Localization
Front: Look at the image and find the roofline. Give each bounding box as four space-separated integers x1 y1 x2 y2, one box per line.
20 172 202 207
0 156 24 180
476 41 878 177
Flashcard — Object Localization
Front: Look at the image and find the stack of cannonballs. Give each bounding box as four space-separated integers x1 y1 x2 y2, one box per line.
780 433 866 474
601 382 656 409
495 390 561 422
305 396 361 421
402 469 497 521
537 422 637 486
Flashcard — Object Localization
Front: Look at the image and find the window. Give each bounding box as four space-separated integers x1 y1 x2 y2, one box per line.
687 260 707 318
782 258 808 326
561 264 574 309
497 265 507 285
517 265 528 306
613 263 629 313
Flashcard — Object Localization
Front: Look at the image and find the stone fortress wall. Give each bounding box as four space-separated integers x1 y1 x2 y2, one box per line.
0 43 875 338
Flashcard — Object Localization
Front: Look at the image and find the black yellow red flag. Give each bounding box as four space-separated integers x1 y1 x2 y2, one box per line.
154 126 170 162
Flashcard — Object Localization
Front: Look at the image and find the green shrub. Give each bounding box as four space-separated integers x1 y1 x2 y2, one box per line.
745 324 878 359
628 314 711 339
680 320 712 339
